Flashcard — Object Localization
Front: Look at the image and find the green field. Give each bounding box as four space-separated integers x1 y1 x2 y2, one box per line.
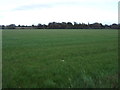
2 29 118 88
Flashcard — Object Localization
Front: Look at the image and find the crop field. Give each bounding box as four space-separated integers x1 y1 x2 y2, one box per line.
2 29 118 88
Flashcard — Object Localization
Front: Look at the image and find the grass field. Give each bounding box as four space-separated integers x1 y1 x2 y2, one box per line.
2 29 118 88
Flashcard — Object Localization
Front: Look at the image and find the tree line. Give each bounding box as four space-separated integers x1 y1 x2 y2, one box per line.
1 22 120 29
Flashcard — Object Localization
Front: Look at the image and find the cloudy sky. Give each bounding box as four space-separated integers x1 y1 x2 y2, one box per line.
0 0 119 25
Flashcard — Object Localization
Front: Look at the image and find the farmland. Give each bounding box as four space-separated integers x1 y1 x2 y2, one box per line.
2 29 118 88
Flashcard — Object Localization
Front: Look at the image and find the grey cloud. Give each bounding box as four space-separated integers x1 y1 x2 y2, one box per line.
12 1 80 11
13 3 53 11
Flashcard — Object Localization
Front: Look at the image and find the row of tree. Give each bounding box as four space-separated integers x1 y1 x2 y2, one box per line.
1 22 120 29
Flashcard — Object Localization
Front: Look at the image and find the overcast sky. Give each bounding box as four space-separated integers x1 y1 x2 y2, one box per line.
0 0 119 25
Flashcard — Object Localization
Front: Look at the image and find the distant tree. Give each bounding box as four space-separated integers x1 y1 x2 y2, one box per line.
66 22 73 29
61 22 67 29
43 24 47 29
1 22 119 30
37 24 43 29
48 22 58 29
32 24 37 29
2 25 5 29
89 23 103 29
18 25 21 27
104 24 110 29
80 23 89 29
110 24 118 29
73 22 79 29
6 24 16 29
48 22 54 29
32 24 35 27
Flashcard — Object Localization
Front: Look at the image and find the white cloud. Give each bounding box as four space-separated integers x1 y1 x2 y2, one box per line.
0 0 118 25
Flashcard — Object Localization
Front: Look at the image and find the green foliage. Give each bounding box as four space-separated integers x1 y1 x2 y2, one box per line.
2 29 118 88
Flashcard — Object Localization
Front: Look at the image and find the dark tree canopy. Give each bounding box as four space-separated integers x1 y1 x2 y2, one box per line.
1 22 119 29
